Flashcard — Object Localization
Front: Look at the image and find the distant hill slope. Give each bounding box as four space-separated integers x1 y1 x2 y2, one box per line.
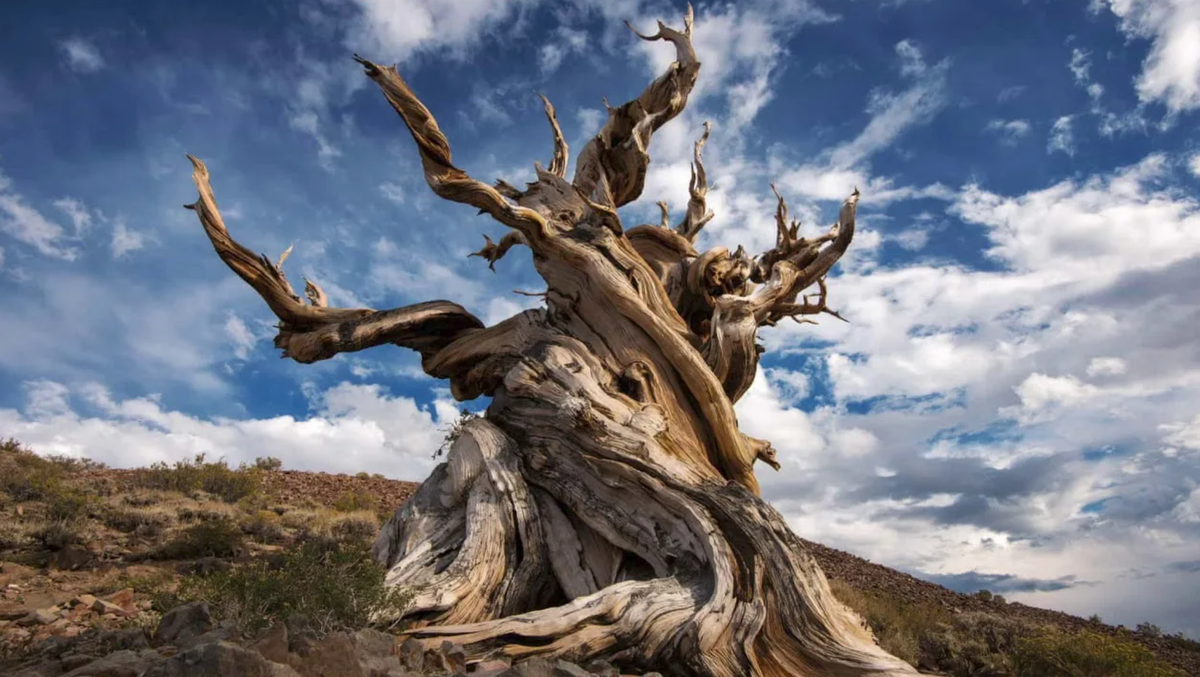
2 443 1196 676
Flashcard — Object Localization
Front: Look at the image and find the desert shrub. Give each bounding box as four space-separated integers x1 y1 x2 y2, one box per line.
279 508 322 530
921 612 1031 676
1013 629 1184 677
1137 622 1162 638
33 519 91 550
176 502 236 523
0 521 27 550
104 506 174 536
166 538 411 636
253 456 283 471
153 519 244 559
241 509 285 544
355 471 370 479
134 454 261 503
434 409 481 459
329 511 379 543
1089 614 1104 624
43 485 96 522
332 489 377 513
829 578 949 665
975 589 993 602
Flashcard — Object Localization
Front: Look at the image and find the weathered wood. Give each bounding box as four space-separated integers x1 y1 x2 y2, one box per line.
186 5 922 675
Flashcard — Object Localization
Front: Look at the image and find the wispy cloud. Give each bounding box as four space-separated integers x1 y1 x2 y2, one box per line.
59 37 104 73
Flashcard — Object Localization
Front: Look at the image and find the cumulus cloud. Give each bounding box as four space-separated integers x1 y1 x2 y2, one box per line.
1093 0 1200 113
1048 115 1075 156
2 380 455 479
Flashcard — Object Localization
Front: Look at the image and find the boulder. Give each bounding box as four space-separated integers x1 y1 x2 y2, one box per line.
286 631 364 677
60 649 159 677
153 602 213 647
19 608 59 626
552 661 592 676
49 546 94 571
251 623 290 664
142 640 299 677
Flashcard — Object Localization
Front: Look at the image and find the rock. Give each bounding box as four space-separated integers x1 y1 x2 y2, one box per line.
581 659 617 677
49 546 94 571
70 595 98 609
551 661 592 676
507 657 555 677
153 602 213 647
92 600 125 616
60 649 158 676
1 561 37 576
251 623 290 664
142 640 299 677
397 638 424 672
473 659 512 673
99 628 150 652
287 631 364 677
60 654 98 670
19 608 59 626
350 628 400 675
105 589 134 609
442 640 467 672
178 558 232 577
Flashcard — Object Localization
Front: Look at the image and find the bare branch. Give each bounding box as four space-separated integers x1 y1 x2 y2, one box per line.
573 4 700 208
470 231 528 271
185 154 483 364
677 121 714 242
353 56 549 240
539 94 569 178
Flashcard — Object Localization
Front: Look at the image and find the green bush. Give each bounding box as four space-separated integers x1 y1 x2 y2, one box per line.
1013 629 1184 677
240 509 286 544
332 489 377 514
153 519 244 559
104 506 174 536
830 578 948 664
34 519 90 550
253 456 283 471
166 538 411 636
134 454 261 503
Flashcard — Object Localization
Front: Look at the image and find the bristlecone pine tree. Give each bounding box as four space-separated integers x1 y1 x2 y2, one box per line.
186 6 920 675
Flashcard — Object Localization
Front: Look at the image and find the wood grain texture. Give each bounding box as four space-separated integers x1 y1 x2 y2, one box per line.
186 5 922 675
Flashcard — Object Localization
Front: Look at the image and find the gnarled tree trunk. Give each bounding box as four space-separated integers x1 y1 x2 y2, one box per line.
185 6 920 675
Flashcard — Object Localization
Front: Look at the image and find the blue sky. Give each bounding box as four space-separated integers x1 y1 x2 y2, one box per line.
3 0 1200 639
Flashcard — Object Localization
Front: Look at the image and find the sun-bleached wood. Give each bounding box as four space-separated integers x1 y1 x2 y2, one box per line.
186 5 920 675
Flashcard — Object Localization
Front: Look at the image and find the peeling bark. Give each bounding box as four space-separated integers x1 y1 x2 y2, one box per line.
186 5 922 675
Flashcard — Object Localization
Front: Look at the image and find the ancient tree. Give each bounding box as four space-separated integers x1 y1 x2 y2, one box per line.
185 7 919 676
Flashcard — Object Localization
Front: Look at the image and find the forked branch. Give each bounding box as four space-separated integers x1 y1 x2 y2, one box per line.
539 94 569 178
677 121 714 242
186 155 483 364
573 4 700 207
353 56 550 241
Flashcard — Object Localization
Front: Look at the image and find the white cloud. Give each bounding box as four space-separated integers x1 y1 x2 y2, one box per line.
53 198 92 236
777 40 950 205
1048 115 1075 156
538 27 588 74
1065 43 1148 135
0 169 79 260
59 37 104 73
224 314 257 360
985 119 1032 145
379 182 406 204
343 0 536 63
110 221 145 258
2 380 453 480
1094 0 1200 113
1087 357 1128 377
1189 151 1200 178
1011 373 1099 414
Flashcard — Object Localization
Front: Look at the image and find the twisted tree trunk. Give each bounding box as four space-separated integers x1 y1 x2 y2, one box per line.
185 6 920 675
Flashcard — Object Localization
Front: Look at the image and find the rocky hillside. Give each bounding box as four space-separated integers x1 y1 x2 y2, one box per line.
1 440 1196 677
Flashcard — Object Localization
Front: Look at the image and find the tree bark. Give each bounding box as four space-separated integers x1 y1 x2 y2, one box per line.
186 5 921 675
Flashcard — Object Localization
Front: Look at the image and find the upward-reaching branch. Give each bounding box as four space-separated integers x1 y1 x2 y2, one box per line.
353 56 550 241
573 4 700 207
186 155 484 365
539 94 569 178
677 121 714 242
